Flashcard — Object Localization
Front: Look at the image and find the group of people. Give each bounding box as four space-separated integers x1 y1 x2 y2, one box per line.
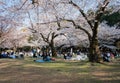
31 47 54 61
62 49 88 60
0 50 24 59
63 52 72 60
101 50 119 62
1 46 119 63
62 48 120 62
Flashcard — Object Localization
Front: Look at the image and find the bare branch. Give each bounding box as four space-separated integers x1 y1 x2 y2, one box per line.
27 11 34 29
60 18 92 40
95 0 110 21
54 33 59 38
93 0 110 29
76 25 92 40
68 0 93 29
29 28 37 33
47 31 52 41
17 0 28 10
55 16 61 28
40 33 49 43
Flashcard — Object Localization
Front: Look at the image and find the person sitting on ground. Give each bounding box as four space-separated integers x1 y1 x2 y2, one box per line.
19 51 24 59
63 52 67 60
43 53 51 61
67 52 72 59
2 51 9 58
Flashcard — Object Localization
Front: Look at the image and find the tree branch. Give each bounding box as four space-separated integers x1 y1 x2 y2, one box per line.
95 0 110 22
27 11 34 29
17 0 28 10
94 0 110 27
40 33 49 43
55 16 61 28
47 31 52 41
68 0 93 29
29 27 37 33
76 25 92 40
61 19 92 40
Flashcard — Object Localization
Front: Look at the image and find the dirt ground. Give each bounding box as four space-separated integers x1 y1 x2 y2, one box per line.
0 58 120 83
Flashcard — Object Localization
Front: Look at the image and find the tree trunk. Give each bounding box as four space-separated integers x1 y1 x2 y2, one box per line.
89 27 102 62
50 41 57 57
89 38 101 62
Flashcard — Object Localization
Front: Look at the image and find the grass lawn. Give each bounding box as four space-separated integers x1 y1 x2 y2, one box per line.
0 57 120 83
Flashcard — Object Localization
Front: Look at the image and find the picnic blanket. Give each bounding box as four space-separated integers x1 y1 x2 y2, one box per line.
9 55 16 59
34 59 53 63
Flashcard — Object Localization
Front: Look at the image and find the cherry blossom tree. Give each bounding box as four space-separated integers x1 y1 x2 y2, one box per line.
40 0 110 62
27 0 111 62
0 0 30 49
98 22 120 46
2 0 119 62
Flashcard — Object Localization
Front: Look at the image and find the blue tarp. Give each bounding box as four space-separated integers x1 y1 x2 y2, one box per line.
34 59 53 63
35 59 45 63
9 55 16 59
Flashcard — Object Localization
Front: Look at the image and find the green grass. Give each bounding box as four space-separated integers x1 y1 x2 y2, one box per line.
0 57 120 83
